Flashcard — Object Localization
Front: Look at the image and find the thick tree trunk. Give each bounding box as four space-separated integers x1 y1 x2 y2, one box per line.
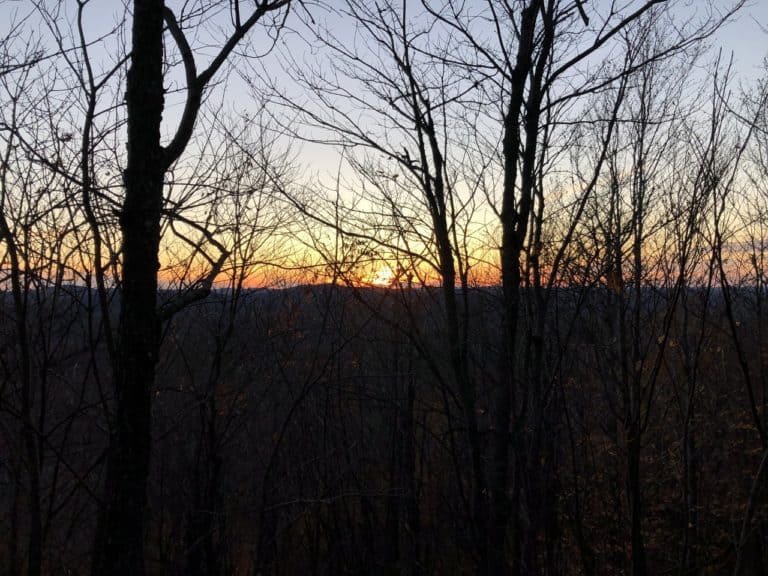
492 4 541 573
92 1 165 574
488 280 517 576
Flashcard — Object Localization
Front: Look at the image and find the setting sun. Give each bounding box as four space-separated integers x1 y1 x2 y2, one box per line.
370 265 396 286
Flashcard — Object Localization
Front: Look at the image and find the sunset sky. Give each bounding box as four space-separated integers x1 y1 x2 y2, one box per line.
4 0 768 289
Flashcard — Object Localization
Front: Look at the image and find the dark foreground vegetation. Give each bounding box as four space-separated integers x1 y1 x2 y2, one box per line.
3 284 768 575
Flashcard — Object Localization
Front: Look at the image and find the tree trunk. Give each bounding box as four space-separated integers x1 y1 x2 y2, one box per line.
92 1 165 574
628 424 647 576
403 372 421 576
493 4 542 572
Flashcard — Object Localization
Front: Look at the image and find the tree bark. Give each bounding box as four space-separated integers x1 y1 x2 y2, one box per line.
492 3 541 573
91 1 165 574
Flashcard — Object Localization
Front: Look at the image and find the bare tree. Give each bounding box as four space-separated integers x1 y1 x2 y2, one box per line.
416 2 744 573
92 2 294 574
267 1 492 567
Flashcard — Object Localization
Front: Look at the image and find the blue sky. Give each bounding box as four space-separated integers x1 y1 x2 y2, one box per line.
718 0 768 79
5 1 764 79
2 0 766 173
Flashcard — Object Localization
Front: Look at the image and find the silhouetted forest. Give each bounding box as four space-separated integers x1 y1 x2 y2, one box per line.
3 284 768 574
3 1 768 575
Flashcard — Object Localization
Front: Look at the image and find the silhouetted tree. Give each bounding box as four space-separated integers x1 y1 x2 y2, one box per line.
92 2 293 574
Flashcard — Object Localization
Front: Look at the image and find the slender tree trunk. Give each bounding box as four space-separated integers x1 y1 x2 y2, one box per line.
185 398 222 576
92 1 165 574
489 274 518 576
384 349 402 576
681 414 699 576
628 421 647 576
9 437 21 576
403 370 421 576
24 423 42 576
